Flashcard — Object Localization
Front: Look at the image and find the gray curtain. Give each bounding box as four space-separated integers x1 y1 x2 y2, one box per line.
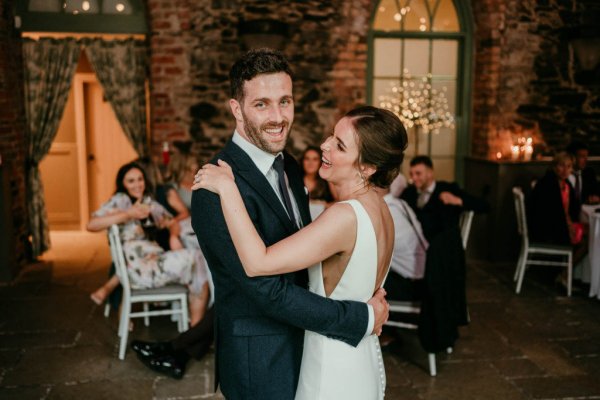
23 38 80 257
84 39 150 157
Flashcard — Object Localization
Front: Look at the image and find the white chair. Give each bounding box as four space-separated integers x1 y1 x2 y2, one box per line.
385 209 475 376
385 301 437 376
107 225 190 360
512 187 573 296
459 211 475 250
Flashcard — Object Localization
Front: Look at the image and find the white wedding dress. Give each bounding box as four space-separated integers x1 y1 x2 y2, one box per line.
296 200 387 400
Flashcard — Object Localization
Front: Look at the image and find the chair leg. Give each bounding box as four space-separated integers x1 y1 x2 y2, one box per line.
171 301 181 322
514 247 525 281
180 296 189 332
428 353 437 377
516 252 528 294
118 305 130 360
143 303 150 326
567 253 573 297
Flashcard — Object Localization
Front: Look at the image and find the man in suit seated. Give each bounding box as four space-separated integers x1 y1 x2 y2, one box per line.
567 140 599 205
401 155 489 353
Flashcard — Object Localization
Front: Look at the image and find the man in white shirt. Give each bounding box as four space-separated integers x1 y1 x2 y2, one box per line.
379 187 428 301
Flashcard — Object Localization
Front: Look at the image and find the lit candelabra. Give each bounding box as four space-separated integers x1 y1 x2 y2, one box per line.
378 71 454 135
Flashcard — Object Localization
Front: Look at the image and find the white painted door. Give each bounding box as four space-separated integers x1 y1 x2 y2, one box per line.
84 80 138 215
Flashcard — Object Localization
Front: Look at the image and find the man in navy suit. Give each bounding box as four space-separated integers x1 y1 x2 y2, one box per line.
191 48 389 399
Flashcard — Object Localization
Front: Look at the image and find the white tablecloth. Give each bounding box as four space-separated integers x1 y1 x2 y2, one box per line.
580 205 600 299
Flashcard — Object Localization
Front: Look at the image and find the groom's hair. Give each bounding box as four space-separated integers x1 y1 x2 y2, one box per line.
229 48 293 103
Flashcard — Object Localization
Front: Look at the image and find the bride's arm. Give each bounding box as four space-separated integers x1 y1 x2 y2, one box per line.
194 160 355 277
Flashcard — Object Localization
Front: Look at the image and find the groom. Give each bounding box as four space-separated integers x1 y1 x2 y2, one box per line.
191 48 389 399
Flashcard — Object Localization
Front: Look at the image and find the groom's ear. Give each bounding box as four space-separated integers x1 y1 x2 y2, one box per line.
229 99 244 123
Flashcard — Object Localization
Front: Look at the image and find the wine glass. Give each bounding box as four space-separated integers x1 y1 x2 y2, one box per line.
141 195 154 227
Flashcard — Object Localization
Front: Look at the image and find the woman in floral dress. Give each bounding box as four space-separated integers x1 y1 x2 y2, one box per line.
88 162 209 326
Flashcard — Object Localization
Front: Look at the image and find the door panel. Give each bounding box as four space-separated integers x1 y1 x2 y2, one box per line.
85 81 138 215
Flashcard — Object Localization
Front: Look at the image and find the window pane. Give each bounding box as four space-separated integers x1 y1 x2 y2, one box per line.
403 39 430 77
432 0 459 32
373 0 460 33
374 39 402 77
403 1 430 32
432 40 457 77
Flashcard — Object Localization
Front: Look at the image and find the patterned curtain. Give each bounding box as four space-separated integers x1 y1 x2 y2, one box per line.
23 38 80 257
83 38 150 157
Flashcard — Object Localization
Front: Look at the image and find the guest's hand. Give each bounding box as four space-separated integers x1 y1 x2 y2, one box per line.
127 203 151 220
192 160 235 194
368 288 389 336
439 191 463 206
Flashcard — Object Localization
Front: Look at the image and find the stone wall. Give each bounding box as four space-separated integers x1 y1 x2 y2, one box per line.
148 0 599 162
0 0 28 271
471 0 600 159
147 0 374 161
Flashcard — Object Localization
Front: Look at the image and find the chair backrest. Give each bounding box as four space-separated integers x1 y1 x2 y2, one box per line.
512 187 529 245
108 224 131 299
459 210 474 250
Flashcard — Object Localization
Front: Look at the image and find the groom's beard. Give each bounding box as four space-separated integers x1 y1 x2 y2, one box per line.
242 109 292 155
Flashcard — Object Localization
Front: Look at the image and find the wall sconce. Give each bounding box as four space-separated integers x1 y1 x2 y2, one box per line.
238 19 289 51
568 11 600 71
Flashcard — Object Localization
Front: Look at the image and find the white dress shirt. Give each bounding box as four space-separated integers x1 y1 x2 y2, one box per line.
384 194 428 279
232 131 375 336
417 181 436 208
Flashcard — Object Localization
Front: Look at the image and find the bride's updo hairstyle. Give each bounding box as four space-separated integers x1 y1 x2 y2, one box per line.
345 106 408 189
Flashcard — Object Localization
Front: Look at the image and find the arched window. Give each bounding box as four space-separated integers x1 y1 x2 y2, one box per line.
368 0 473 182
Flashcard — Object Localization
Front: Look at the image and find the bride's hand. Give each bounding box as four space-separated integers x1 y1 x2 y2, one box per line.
191 160 235 194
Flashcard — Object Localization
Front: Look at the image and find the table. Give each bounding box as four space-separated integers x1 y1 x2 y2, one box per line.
580 205 600 299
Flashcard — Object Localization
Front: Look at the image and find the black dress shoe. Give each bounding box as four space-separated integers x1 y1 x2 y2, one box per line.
137 352 186 380
131 340 172 358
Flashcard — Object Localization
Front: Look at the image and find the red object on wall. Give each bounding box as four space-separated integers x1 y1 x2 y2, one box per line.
162 141 170 165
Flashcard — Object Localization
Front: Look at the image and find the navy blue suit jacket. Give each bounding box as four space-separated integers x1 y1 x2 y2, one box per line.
191 140 368 400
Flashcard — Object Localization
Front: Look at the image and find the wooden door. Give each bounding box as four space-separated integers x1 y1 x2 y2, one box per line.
84 80 138 215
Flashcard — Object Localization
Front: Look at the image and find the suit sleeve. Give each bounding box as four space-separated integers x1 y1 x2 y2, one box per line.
449 183 490 213
191 188 369 347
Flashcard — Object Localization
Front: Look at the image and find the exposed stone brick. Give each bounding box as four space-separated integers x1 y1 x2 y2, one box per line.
0 0 28 273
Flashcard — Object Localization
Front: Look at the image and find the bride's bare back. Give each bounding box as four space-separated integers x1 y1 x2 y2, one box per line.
322 191 394 297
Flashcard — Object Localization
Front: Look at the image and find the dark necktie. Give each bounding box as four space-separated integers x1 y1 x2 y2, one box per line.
272 154 296 223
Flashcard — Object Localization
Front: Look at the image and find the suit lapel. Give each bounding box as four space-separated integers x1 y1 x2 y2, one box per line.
223 141 297 234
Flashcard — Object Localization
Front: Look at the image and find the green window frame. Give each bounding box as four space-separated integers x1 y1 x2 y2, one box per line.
367 0 474 183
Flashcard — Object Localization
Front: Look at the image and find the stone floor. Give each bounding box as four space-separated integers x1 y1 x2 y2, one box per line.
1 231 600 400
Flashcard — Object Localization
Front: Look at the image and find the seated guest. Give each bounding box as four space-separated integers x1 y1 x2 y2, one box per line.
88 162 210 326
389 172 408 198
301 146 334 218
379 186 428 301
529 151 585 249
165 141 199 211
137 157 190 250
379 185 428 347
401 155 489 353
566 140 599 205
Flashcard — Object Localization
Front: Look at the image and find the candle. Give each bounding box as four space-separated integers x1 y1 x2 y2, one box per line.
496 152 502 160
523 144 533 161
511 145 520 160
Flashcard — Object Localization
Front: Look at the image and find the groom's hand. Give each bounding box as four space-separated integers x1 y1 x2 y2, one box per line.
368 288 389 336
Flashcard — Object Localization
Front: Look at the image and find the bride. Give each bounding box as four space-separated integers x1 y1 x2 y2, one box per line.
194 106 407 400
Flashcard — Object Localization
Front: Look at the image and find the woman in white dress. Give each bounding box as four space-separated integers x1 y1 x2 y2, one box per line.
195 106 408 399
